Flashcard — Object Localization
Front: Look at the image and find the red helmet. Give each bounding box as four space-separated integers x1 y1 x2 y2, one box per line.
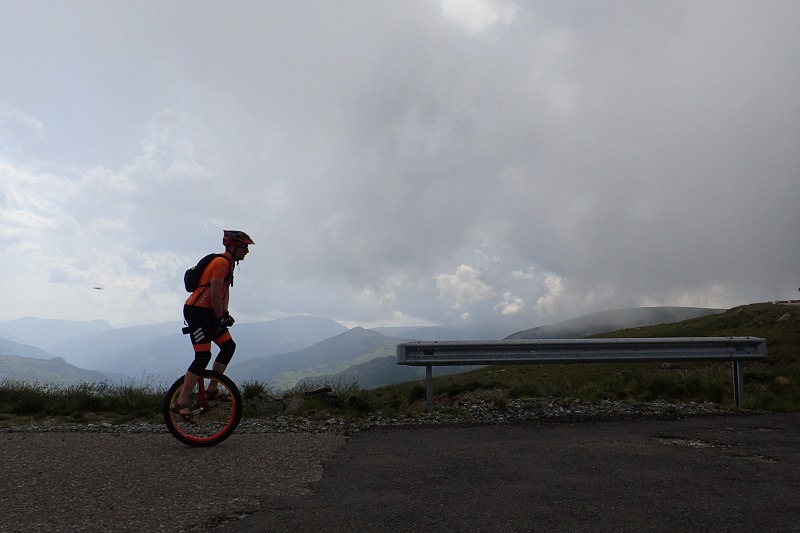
223 230 255 247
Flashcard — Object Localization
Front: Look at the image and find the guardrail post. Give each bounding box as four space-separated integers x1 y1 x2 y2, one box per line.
426 365 433 413
733 361 744 407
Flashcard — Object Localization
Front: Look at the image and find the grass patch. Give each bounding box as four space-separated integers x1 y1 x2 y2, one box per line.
281 377 375 417
0 378 164 424
240 379 273 400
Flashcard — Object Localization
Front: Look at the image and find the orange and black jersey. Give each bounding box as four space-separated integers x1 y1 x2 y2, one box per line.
185 252 235 308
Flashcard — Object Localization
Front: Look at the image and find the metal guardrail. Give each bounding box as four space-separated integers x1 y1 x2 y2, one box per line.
396 337 767 412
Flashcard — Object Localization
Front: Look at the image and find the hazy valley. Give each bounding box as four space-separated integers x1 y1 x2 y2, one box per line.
0 307 727 390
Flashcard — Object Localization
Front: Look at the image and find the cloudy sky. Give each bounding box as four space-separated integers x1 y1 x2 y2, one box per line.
1 1 798 329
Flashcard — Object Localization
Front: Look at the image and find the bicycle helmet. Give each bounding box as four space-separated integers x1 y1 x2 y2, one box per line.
223 230 255 247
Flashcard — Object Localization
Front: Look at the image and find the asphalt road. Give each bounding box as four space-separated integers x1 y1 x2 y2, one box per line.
1 430 345 533
3 413 798 532
221 413 800 533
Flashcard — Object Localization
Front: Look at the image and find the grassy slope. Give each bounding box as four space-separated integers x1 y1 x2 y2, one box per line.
368 303 800 412
592 302 799 365
0 355 111 384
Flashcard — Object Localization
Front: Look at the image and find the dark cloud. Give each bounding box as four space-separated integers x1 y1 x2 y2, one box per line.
1 1 798 326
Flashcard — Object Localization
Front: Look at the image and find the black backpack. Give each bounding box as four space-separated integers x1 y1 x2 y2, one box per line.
184 254 233 292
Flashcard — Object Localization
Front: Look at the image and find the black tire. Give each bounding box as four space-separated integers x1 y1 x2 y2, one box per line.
163 370 242 447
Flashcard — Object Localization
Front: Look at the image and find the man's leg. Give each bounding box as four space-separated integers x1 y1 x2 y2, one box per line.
206 337 236 393
176 306 217 414
176 371 200 409
176 349 212 410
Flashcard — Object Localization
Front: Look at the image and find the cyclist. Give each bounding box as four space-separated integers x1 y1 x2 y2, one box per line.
171 230 255 421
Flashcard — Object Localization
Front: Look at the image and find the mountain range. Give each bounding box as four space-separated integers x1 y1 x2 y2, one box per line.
0 306 725 389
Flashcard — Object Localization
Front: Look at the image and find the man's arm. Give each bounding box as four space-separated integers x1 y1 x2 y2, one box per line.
210 277 226 319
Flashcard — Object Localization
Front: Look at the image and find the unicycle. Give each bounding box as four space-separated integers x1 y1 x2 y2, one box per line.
163 370 243 447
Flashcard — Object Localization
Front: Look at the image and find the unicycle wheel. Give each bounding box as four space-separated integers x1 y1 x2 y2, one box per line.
163 370 242 447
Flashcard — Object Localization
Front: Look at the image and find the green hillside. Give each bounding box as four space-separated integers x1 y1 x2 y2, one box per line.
231 327 403 388
592 302 799 364
0 355 112 385
370 303 799 412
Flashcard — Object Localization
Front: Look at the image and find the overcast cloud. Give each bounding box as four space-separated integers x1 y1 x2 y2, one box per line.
1 1 798 329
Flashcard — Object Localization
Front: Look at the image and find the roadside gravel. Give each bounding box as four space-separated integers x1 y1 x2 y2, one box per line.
3 396 742 437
